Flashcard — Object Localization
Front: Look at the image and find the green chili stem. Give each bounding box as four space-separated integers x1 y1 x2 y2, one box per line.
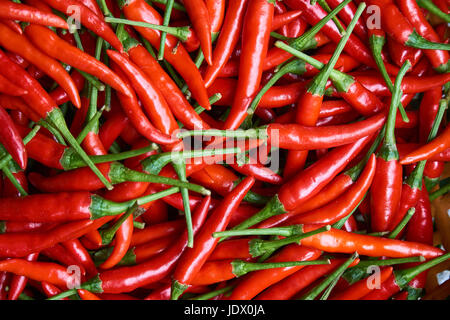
316 0 346 34
309 2 366 95
388 208 415 239
290 0 352 50
76 106 106 144
104 17 190 42
172 157 194 248
0 125 41 170
249 225 332 258
213 224 304 238
100 202 138 245
158 0 175 60
416 0 450 22
189 285 235 300
37 119 67 146
2 165 27 196
232 259 331 278
352 256 425 269
300 252 358 300
47 109 114 190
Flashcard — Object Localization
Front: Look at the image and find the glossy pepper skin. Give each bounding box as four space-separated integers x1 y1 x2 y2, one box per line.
120 0 211 110
0 106 27 170
0 23 81 109
0 1 68 28
222 0 274 130
171 177 255 298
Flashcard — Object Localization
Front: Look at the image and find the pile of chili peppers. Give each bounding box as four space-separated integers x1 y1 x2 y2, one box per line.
0 0 448 301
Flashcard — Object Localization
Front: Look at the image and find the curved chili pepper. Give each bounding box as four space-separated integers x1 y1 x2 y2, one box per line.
361 253 450 300
228 245 322 300
24 25 133 99
222 0 274 130
286 154 376 225
110 63 177 146
120 31 209 130
353 73 450 96
326 0 367 40
107 50 177 133
99 213 134 270
401 123 450 164
171 177 255 299
0 74 28 96
387 36 423 68
206 0 225 33
41 281 69 300
0 106 27 170
181 0 212 65
331 266 394 300
7 248 38 301
203 0 249 88
1 19 23 35
76 0 104 17
65 196 211 295
130 220 185 247
62 239 98 277
0 216 112 258
367 0 450 73
77 289 102 300
0 1 68 28
120 0 211 110
222 135 372 236
283 0 397 74
0 23 81 109
42 0 124 53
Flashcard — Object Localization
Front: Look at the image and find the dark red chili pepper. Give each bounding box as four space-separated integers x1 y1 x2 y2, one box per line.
42 0 124 53
120 0 211 110
0 1 68 29
0 106 27 170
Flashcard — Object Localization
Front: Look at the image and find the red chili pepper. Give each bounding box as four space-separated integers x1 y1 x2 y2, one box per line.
62 239 98 277
24 25 133 98
7 252 39 300
0 74 28 96
361 253 450 300
42 0 124 53
331 266 394 300
203 0 249 88
371 0 450 73
121 31 209 130
74 196 211 294
206 0 226 33
50 70 86 106
41 281 69 300
283 0 398 74
171 177 255 299
255 258 355 300
120 0 211 110
1 19 23 35
286 154 376 225
0 23 81 109
326 0 367 40
0 106 27 170
181 0 213 65
225 135 372 233
77 289 102 300
110 63 177 146
228 245 322 300
222 0 274 130
0 1 68 28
